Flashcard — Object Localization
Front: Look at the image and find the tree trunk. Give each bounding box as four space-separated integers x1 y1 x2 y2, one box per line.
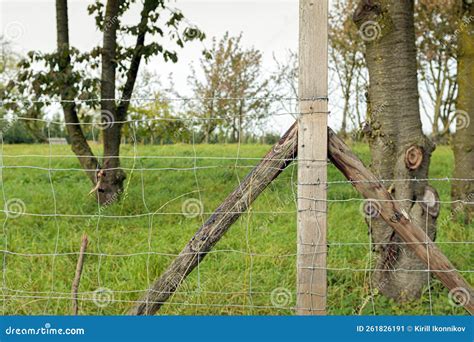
432 96 441 139
57 0 157 204
354 0 438 300
99 0 126 204
55 0 99 183
452 0 474 224
340 93 350 137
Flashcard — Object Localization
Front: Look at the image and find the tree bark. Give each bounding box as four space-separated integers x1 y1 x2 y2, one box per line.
71 234 88 315
55 0 99 183
98 0 125 204
354 0 438 300
452 0 474 224
97 0 160 204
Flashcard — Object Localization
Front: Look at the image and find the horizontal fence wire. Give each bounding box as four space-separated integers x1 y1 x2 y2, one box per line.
0 96 329 104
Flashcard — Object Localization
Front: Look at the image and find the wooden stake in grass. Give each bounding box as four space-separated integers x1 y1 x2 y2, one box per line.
72 234 88 315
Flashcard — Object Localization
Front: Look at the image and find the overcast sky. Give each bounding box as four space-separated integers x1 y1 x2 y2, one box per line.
0 0 298 78
0 0 434 134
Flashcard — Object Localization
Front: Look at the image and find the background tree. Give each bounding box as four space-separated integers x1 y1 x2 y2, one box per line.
0 38 17 92
452 0 474 223
122 69 190 144
0 38 18 139
415 0 458 141
330 0 366 137
1 0 204 204
354 0 439 300
0 37 49 143
186 33 273 143
272 50 298 118
126 95 190 144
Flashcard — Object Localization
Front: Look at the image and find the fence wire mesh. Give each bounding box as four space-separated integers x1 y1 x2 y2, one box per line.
0 98 472 315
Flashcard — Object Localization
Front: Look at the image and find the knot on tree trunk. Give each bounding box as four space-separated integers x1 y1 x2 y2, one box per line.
404 145 424 170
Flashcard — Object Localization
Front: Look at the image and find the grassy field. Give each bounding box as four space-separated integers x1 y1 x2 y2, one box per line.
0 141 472 315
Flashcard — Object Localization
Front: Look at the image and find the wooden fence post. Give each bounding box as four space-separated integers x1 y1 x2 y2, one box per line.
297 0 328 315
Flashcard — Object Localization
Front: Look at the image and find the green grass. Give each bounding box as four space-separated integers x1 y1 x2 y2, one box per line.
0 142 472 315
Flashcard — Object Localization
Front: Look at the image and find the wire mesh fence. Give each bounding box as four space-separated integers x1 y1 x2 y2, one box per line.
0 99 472 315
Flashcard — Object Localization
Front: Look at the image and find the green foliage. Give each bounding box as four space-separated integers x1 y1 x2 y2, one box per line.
119 70 191 144
125 95 191 144
0 113 67 144
186 33 274 143
0 0 205 137
1 120 36 144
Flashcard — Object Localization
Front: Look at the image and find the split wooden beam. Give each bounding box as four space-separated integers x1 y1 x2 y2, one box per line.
130 124 473 315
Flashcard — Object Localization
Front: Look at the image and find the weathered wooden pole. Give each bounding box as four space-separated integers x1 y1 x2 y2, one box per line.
297 0 328 315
